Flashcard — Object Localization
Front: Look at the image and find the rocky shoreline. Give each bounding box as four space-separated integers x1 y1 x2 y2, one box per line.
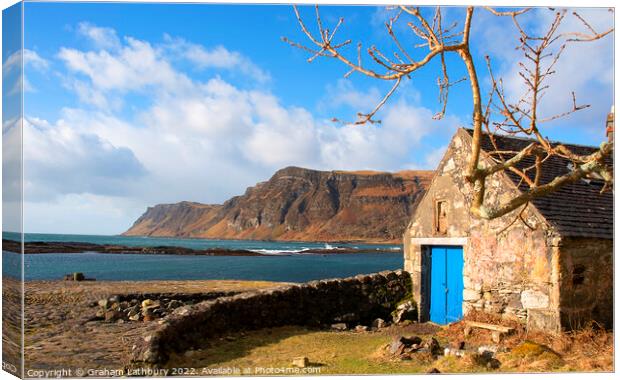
2 239 401 256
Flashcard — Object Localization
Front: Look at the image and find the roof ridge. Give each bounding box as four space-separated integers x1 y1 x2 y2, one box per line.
461 128 601 150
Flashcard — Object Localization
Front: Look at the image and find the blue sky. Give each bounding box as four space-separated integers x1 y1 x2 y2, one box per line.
2 3 614 234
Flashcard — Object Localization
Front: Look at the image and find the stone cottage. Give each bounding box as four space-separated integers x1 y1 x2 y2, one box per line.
403 127 613 333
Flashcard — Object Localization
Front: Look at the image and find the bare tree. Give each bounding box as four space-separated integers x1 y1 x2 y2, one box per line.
283 6 613 220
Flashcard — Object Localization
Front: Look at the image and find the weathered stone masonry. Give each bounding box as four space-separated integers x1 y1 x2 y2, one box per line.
131 270 412 366
404 128 613 333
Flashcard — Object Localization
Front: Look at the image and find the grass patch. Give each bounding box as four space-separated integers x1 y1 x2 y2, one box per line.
496 341 564 372
167 320 613 375
168 326 431 375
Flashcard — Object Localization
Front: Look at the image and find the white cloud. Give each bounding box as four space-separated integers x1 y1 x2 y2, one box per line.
23 49 50 71
4 49 49 94
163 35 271 83
58 37 194 95
2 117 22 205
3 49 49 74
2 50 21 75
25 194 146 235
320 79 382 112
64 78 122 110
77 22 121 50
403 145 447 170
22 116 146 202
477 8 614 137
25 24 463 233
315 101 459 171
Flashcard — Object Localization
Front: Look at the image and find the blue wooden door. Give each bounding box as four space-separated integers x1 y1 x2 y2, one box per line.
430 246 463 324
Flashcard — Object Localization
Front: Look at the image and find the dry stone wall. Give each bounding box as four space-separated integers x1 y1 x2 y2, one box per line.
131 270 412 366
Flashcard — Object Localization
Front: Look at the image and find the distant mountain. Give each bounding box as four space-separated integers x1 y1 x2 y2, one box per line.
123 166 433 243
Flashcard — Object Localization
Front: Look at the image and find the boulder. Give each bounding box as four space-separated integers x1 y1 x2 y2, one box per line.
354 325 368 332
372 318 388 329
443 348 465 357
477 345 499 356
389 336 422 356
424 337 442 356
330 323 348 331
97 299 109 309
104 310 124 322
292 357 309 368
486 358 501 369
141 299 160 310
389 339 406 356
392 301 417 323
403 336 422 345
127 305 140 315
473 352 501 369
167 300 183 309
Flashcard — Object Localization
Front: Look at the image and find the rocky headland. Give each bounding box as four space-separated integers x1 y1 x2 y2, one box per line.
123 166 433 243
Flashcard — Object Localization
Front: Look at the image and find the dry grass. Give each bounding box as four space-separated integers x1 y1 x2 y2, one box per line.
166 315 612 375
167 325 433 375
438 311 613 373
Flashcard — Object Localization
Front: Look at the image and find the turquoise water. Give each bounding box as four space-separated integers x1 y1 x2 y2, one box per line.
2 233 403 282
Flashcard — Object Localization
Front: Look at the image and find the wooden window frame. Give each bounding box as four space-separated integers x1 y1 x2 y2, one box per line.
434 199 448 236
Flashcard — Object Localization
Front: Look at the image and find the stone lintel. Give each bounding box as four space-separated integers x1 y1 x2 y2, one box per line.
411 237 468 246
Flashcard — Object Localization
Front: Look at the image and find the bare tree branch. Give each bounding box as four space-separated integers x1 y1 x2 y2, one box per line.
285 5 614 222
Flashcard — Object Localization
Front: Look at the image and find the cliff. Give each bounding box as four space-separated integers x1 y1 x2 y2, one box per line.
123 166 433 243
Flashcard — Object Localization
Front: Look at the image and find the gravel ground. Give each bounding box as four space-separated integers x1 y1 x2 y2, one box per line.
3 278 286 375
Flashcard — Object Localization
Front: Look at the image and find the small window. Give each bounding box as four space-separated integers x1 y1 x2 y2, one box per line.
572 264 586 286
435 200 448 235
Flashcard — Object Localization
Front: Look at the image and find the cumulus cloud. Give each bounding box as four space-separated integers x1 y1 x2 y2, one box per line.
77 22 121 50
320 79 382 112
25 194 146 235
164 35 271 83
58 37 194 95
23 116 146 202
2 117 22 204
3 49 49 75
403 145 448 170
315 101 459 170
25 23 462 233
4 49 49 94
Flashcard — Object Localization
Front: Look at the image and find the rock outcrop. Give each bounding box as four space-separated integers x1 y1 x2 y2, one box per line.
124 166 433 243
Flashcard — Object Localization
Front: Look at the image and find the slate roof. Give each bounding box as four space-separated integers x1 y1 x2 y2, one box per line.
465 129 613 239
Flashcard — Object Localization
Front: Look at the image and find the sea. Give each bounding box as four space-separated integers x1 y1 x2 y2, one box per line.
2 232 403 283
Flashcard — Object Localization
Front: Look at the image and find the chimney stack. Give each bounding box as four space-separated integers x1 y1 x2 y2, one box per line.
606 105 614 144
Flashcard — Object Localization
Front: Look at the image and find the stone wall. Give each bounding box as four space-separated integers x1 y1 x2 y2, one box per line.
404 129 561 332
558 237 613 329
131 270 412 366
92 291 242 323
